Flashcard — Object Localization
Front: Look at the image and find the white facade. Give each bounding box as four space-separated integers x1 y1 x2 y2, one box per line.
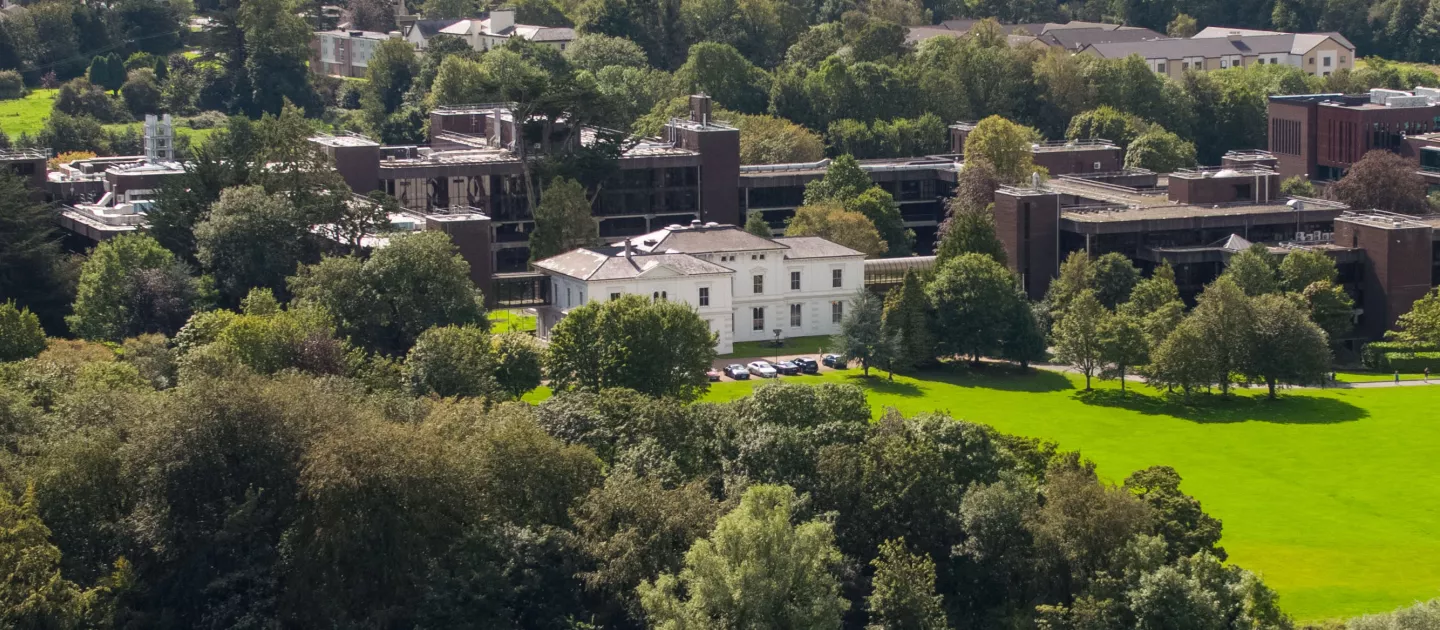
534 224 866 356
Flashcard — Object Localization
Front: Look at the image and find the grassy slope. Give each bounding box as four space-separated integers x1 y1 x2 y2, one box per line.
702 369 1440 623
0 89 58 136
0 89 214 144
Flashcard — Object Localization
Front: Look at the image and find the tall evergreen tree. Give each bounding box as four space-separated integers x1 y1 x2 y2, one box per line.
0 173 73 334
882 270 935 371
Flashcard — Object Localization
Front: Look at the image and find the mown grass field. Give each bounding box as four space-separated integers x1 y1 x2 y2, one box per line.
0 89 58 136
701 368 1440 623
488 309 537 333
0 89 215 144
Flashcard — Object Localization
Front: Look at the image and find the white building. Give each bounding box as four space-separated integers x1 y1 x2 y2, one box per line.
404 9 575 52
532 222 867 355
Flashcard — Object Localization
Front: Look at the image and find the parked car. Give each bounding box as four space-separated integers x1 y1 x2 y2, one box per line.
822 353 848 369
792 357 819 374
724 364 750 380
747 361 778 378
774 360 801 376
706 368 722 381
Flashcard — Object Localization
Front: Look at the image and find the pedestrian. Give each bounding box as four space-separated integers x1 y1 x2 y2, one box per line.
1395 370 1400 384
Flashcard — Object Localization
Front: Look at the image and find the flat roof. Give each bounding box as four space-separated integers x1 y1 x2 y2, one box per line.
1063 199 1346 223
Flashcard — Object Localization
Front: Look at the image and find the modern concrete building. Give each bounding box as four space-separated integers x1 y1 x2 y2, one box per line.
532 222 866 354
1080 29 1354 78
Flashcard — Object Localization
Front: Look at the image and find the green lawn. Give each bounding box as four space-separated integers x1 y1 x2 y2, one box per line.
720 334 834 359
1335 370 1432 383
702 368 1440 623
488 309 537 333
0 89 58 136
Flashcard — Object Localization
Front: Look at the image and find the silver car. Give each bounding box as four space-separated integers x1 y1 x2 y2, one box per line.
747 361 778 378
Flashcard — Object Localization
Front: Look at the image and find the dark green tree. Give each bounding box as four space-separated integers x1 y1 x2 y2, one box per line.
1093 252 1140 310
867 538 950 630
529 177 598 261
545 294 717 400
493 331 544 400
1244 293 1331 398
832 289 898 377
882 270 935 371
0 300 46 361
926 253 1026 362
0 174 74 334
194 184 307 305
403 324 496 398
745 211 774 237
1223 243 1280 297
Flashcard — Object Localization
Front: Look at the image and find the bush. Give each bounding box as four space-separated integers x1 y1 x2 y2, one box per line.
0 300 47 362
183 110 229 129
1382 351 1440 373
121 69 162 117
0 70 25 100
53 79 128 123
36 113 109 154
1361 341 1439 369
404 324 496 398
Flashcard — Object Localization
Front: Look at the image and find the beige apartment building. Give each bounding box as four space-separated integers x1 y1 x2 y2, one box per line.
1079 28 1355 78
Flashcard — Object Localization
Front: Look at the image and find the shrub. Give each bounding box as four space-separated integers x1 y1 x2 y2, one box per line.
121 69 162 117
0 70 25 100
53 78 128 123
404 324 496 398
1383 351 1440 373
1361 341 1439 369
0 300 47 362
48 151 97 170
183 110 228 129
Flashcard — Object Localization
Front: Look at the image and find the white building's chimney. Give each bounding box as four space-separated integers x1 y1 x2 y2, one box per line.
489 9 514 33
623 238 632 258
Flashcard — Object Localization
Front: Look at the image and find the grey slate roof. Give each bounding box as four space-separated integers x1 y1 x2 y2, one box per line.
623 224 788 254
533 247 733 281
1039 26 1164 50
773 237 865 259
411 19 462 38
1085 32 1350 59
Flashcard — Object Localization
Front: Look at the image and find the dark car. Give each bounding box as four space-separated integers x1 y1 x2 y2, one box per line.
724 364 750 380
792 357 819 374
822 353 848 369
774 360 801 376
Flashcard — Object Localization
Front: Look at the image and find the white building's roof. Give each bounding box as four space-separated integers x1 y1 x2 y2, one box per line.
623 223 788 254
534 248 733 281
772 236 865 259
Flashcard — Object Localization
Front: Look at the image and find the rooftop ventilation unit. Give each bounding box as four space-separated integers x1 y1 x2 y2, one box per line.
1371 88 1411 104
1386 95 1432 108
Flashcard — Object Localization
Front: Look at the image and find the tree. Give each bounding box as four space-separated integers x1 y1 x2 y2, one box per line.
731 112 826 165
68 234 201 342
0 300 46 362
1302 280 1355 344
786 202 888 258
674 42 771 114
1066 106 1150 151
1187 278 1254 395
1099 312 1149 391
0 484 97 628
1279 249 1337 293
1093 252 1140 310
565 34 650 73
804 154 872 205
1123 466 1225 561
745 211 774 237
638 484 847 630
195 184 307 305
289 231 486 355
529 177 598 261
1223 243 1280 297
1245 293 1330 398
493 331 543 400
1389 287 1440 345
421 0 477 17
963 116 1042 183
545 294 717 400
237 0 317 115
572 474 725 626
1280 175 1316 198
849 187 912 257
926 253 1026 362
1147 316 1218 400
0 173 74 334
1123 129 1197 173
867 538 950 630
362 38 420 135
1053 290 1106 390
1328 150 1430 214
404 324 496 398
833 289 898 377
1121 261 1186 348
935 200 1006 265
87 54 123 93
882 271 935 372
1047 250 1095 321
120 69 161 117
1167 13 1198 37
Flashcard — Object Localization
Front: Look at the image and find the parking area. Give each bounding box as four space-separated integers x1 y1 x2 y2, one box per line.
710 353 852 382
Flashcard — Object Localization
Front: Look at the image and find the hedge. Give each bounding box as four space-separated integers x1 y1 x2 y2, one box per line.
1383 352 1440 373
1362 341 1439 369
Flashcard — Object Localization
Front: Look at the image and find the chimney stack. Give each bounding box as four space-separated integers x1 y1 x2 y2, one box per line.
623 238 632 258
689 94 712 124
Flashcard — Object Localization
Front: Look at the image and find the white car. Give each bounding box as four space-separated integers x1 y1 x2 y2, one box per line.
747 361 778 378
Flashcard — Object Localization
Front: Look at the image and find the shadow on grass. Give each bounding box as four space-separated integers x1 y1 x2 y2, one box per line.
833 373 925 397
1073 388 1369 425
910 363 1077 393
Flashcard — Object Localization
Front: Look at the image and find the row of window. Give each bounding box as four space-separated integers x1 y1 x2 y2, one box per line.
750 303 844 331
754 270 844 294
